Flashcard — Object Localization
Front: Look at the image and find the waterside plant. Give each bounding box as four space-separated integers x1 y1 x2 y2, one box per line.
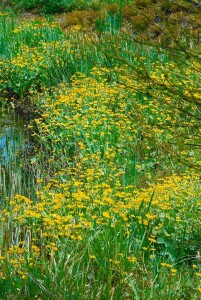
0 4 201 299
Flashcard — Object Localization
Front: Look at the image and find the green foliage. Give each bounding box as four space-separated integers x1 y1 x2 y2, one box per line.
9 0 133 13
96 10 123 33
0 3 201 299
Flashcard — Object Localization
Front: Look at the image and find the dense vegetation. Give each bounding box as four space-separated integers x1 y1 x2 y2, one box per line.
0 0 201 299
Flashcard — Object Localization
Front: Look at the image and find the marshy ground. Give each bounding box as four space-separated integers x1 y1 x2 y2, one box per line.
0 1 201 299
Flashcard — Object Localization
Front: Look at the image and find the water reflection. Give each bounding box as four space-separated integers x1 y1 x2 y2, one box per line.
0 107 35 202
0 108 26 164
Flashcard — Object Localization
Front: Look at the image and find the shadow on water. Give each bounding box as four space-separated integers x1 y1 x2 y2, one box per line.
0 107 36 204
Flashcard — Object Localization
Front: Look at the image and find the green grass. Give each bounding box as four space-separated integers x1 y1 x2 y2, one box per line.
0 5 201 300
5 0 132 13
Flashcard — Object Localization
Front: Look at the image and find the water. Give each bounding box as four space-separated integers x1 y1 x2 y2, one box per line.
0 107 31 202
0 107 26 164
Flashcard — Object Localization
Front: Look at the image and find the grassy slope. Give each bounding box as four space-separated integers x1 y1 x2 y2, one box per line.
0 2 201 299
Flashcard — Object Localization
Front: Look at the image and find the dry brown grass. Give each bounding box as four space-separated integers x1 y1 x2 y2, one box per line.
56 10 100 29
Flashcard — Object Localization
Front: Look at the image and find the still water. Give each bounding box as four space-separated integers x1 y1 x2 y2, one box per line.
0 107 31 202
0 107 26 164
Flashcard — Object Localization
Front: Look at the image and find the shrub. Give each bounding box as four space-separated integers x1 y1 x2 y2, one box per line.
61 10 100 28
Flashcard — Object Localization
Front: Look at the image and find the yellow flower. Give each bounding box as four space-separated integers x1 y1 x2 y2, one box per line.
127 256 136 263
161 263 166 267
102 211 111 219
148 237 156 243
192 265 198 269
170 268 177 276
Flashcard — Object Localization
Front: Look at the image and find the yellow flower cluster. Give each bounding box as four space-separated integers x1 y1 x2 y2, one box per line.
0 11 201 297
